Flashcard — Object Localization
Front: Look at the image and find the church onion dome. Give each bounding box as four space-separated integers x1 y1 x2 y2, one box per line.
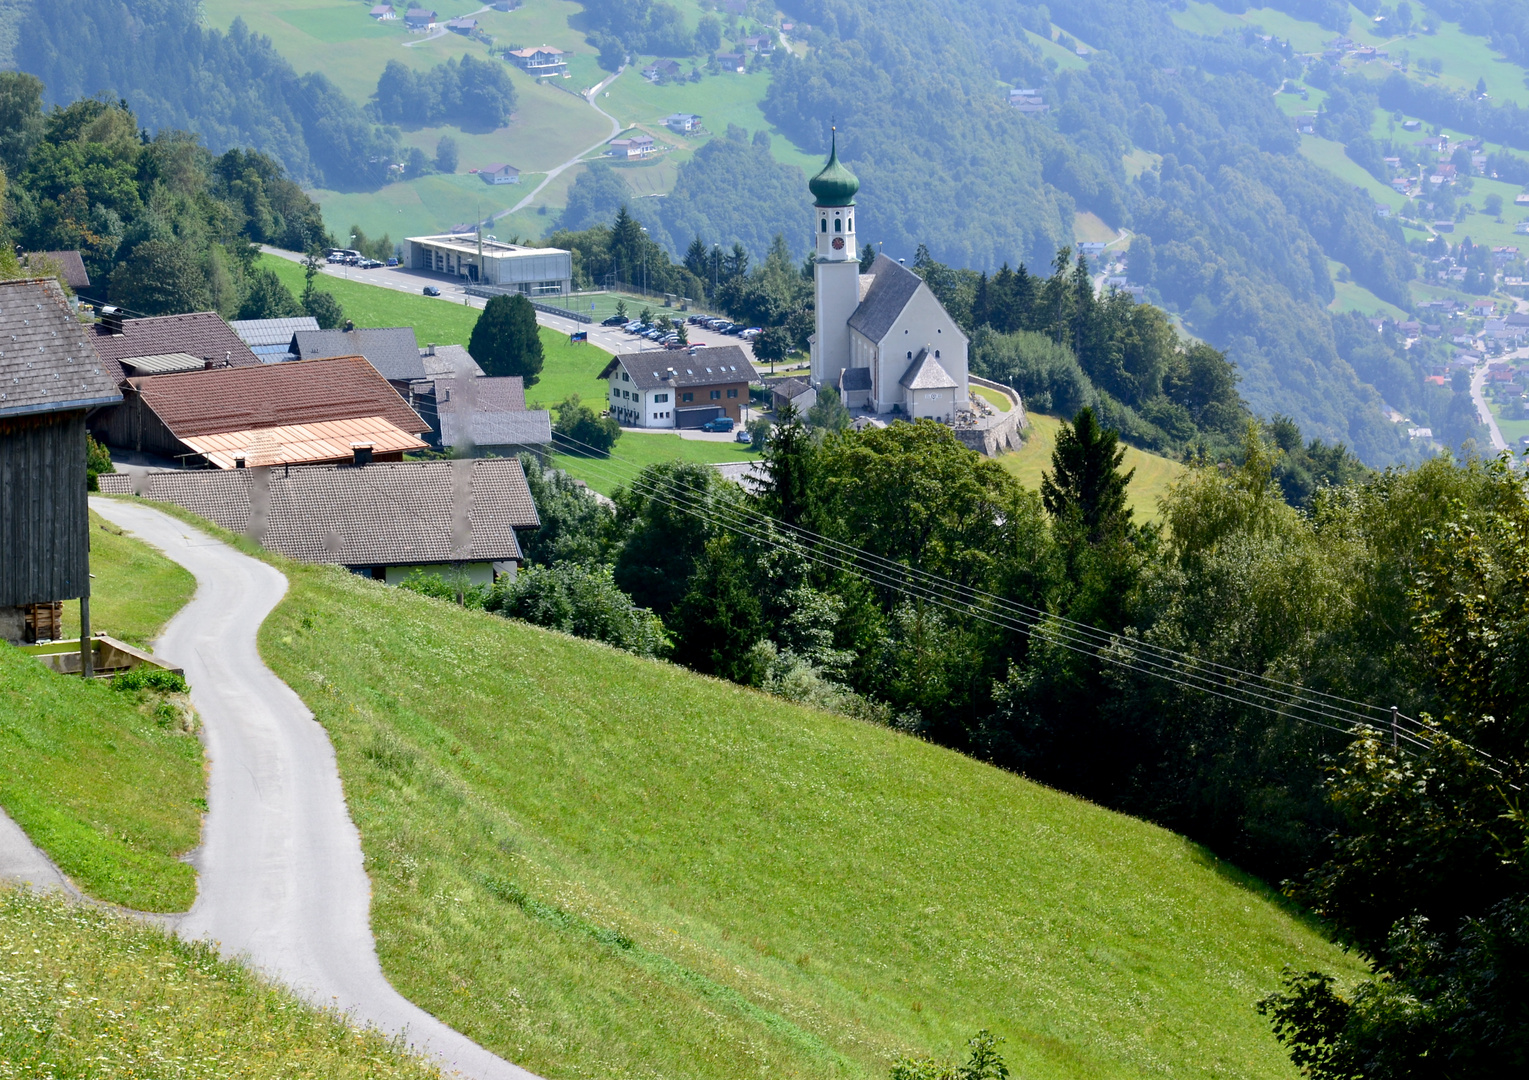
809 130 859 207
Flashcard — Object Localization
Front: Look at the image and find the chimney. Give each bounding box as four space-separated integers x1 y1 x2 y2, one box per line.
427 343 437 356
233 454 246 469
351 442 374 466
99 305 125 335
203 357 215 370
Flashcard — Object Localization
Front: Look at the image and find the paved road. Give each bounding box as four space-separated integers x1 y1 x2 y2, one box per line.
88 498 540 1080
1470 363 1510 451
500 68 625 220
0 806 75 895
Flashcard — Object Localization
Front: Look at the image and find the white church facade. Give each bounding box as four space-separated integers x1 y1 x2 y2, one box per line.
807 135 970 422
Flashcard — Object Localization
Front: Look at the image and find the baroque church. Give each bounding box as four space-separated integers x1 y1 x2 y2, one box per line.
807 135 970 421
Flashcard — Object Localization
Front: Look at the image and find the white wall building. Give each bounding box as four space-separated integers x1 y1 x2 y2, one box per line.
404 235 572 296
807 134 969 421
597 345 755 429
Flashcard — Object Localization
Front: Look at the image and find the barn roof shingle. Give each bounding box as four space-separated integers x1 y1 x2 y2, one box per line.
0 278 121 418
90 311 262 382
292 327 427 383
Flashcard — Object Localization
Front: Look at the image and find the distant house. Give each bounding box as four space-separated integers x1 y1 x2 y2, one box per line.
289 326 428 391
665 113 702 134
1433 220 1455 233
230 316 319 363
445 16 477 34
642 59 681 81
0 278 122 645
428 376 553 460
404 7 437 30
598 344 756 429
506 46 567 77
22 250 90 292
714 51 746 72
608 132 657 159
478 162 521 185
1471 299 1497 316
1402 119 1422 131
100 459 539 586
1077 241 1107 257
370 4 397 19
1516 193 1529 205
771 377 815 414
742 34 775 53
91 355 429 468
1010 90 1048 113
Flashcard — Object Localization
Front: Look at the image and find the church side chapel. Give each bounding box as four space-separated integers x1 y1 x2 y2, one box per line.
808 134 970 423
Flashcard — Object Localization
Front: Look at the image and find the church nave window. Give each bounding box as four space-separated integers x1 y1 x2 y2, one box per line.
821 218 827 232
834 218 842 233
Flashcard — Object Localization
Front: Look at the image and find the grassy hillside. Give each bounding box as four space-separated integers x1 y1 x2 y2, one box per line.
1000 413 1186 522
56 509 197 646
0 888 440 1077
233 543 1366 1080
552 431 760 493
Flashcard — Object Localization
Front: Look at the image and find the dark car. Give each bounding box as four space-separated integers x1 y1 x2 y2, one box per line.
602 315 629 326
422 285 441 297
701 416 735 432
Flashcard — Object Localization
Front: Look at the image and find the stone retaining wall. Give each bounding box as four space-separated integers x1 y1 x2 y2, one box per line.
954 376 1027 456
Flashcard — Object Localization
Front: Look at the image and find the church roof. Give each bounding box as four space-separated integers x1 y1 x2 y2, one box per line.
808 130 859 207
839 366 872 392
900 349 958 390
847 255 923 343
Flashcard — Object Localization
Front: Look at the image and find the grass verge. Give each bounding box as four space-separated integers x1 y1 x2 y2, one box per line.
0 888 441 1077
0 643 203 911
999 412 1185 522
57 509 197 646
238 548 1365 1080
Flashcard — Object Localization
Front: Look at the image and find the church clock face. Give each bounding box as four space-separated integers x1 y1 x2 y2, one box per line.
832 236 845 250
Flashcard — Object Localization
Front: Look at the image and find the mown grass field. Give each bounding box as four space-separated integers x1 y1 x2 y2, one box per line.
57 510 197 646
239 547 1365 1080
551 430 759 494
0 572 203 905
0 889 440 1078
1000 413 1185 523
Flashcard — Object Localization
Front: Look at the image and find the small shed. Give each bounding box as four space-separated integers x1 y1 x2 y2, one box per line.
479 163 522 185
0 278 122 644
772 377 816 414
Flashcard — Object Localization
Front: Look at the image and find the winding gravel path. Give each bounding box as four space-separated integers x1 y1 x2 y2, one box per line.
87 498 539 1080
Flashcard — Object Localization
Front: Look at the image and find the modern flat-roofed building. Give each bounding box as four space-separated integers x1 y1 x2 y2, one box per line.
404 234 572 296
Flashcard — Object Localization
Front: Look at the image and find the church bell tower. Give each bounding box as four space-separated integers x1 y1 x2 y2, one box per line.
809 130 860 389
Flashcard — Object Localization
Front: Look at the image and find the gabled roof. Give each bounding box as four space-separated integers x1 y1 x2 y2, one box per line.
90 311 261 382
23 250 90 290
128 355 428 440
596 344 756 392
420 344 485 380
847 255 925 343
179 416 428 469
0 278 121 418
434 375 525 412
838 366 872 392
291 327 427 383
99 458 539 567
231 316 319 349
441 407 552 448
900 348 958 390
772 377 812 399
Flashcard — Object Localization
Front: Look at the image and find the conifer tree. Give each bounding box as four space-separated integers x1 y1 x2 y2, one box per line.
470 293 544 383
1040 406 1133 546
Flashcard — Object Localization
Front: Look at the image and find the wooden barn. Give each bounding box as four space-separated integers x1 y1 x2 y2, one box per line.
0 278 122 645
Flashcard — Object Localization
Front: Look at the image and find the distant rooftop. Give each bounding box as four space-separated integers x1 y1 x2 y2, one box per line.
407 234 569 258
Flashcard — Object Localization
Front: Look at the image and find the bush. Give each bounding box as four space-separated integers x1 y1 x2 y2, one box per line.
86 435 113 491
111 667 189 695
302 289 345 330
553 393 621 455
486 563 667 657
397 570 492 609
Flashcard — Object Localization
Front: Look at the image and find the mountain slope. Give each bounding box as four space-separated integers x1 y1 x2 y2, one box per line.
249 550 1366 1080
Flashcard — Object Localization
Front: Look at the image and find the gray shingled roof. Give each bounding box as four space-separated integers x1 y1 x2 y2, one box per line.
24 251 91 291
231 317 319 349
292 327 427 383
0 278 121 418
839 367 872 391
597 344 756 392
420 344 485 379
441 408 552 448
900 349 958 390
846 255 924 344
98 458 538 566
90 311 262 381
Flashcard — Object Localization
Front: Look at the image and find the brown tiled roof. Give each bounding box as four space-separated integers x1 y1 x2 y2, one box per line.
90 312 261 381
129 355 428 440
0 278 121 418
99 458 539 566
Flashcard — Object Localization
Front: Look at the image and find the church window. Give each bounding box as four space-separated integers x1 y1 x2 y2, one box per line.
821 218 827 232
907 351 913 359
834 218 842 233
935 350 940 358
848 217 853 230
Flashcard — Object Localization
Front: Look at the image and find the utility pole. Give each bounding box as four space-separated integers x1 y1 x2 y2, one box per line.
1391 705 1399 754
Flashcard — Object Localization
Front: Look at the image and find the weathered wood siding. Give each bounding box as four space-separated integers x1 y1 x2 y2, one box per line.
89 388 185 459
0 410 89 606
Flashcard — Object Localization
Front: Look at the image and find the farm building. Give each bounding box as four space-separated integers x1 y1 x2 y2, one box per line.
91 355 429 468
100 458 540 586
0 278 122 645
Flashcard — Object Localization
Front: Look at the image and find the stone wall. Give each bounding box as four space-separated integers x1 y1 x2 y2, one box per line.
954 376 1027 456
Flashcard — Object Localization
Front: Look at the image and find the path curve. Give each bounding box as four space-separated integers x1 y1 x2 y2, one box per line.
1470 362 1510 452
497 67 624 221
89 498 540 1080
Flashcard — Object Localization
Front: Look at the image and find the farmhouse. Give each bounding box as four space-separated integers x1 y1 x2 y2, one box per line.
665 113 702 134
808 136 970 421
89 308 261 382
100 458 539 587
479 163 521 185
0 278 122 645
231 316 319 362
404 234 573 296
608 133 657 159
598 344 755 429
91 355 429 468
643 60 681 81
370 4 396 19
446 17 476 34
404 8 437 31
715 51 746 71
506 46 567 77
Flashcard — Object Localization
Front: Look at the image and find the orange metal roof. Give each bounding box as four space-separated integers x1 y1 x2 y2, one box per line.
180 416 427 469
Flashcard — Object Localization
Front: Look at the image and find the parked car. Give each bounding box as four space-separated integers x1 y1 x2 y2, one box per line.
734 428 753 444
701 416 735 433
724 324 745 336
688 314 707 324
361 259 384 269
740 328 762 340
625 322 647 334
664 339 687 350
326 253 344 264
422 286 441 297
386 257 399 267
602 315 629 326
